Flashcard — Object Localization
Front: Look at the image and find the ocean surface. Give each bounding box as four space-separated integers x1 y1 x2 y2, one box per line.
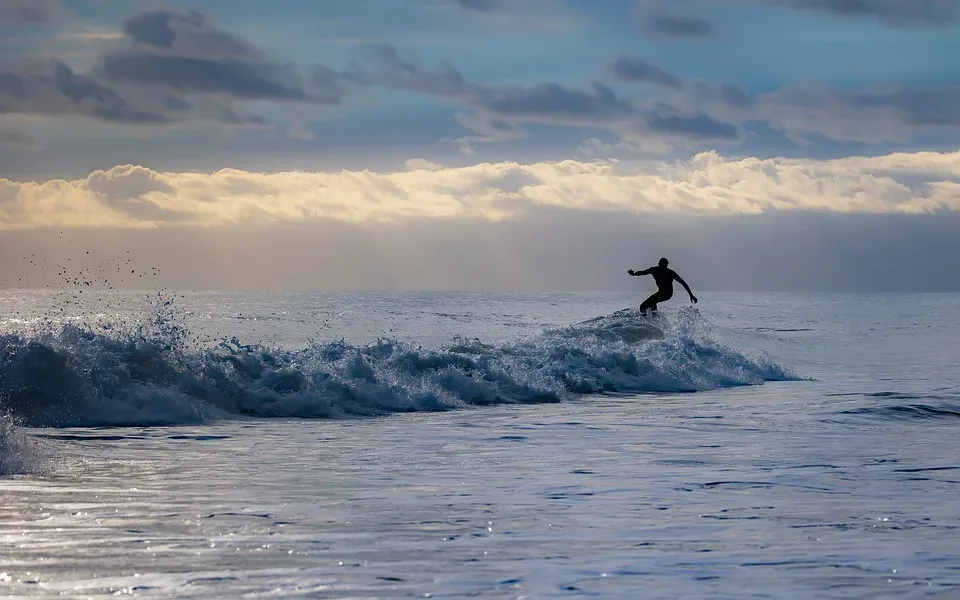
1 290 958 598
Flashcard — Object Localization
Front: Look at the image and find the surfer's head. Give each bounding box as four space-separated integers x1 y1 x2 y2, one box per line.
658 257 669 267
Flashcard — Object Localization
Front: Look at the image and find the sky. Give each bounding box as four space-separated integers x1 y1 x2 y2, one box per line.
1 0 959 291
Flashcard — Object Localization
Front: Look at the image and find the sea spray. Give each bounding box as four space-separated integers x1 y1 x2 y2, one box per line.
0 412 40 475
0 304 798 428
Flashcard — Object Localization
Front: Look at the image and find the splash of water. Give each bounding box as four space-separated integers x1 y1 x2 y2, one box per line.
0 305 797 428
0 413 40 475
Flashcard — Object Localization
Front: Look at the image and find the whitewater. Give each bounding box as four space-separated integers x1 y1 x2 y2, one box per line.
1 290 958 598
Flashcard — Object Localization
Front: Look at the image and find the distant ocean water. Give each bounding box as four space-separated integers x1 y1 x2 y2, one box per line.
1 290 958 598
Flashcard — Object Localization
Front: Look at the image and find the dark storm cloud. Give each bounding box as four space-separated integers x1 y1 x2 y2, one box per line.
608 56 682 89
639 11 713 37
98 8 330 103
101 52 309 101
0 59 170 123
121 9 257 57
761 0 960 25
645 109 740 141
53 62 170 123
0 0 63 26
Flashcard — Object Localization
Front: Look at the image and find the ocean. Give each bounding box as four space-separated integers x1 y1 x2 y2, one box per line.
1 290 958 598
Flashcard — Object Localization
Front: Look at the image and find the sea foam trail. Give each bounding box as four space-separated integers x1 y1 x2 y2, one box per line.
0 307 797 428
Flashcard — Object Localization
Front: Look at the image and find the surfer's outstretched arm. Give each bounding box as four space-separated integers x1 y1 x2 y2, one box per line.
674 273 698 303
627 268 651 276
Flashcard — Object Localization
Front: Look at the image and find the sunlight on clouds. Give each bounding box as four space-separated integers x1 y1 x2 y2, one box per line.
57 31 125 41
1 151 959 229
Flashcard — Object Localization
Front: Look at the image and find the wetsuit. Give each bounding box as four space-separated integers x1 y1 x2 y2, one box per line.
629 262 697 313
636 265 692 311
639 265 677 312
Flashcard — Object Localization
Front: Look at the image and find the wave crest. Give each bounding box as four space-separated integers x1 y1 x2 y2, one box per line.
0 307 797 428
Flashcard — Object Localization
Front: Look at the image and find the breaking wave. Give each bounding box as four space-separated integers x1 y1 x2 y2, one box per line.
0 306 797 429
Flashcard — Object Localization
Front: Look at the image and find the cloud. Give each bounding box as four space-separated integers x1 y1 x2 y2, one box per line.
608 65 960 146
311 65 348 104
0 8 341 135
755 84 960 143
97 9 329 103
654 78 960 148
0 0 63 26
121 9 256 57
634 0 957 39
347 48 656 136
608 56 682 89
84 164 175 199
644 108 740 141
405 158 444 170
441 0 580 31
2 150 960 229
0 129 35 146
476 82 637 122
453 0 500 11
639 11 713 37
5 4 955 160
634 3 712 38
348 44 737 148
100 53 309 101
57 30 124 42
758 0 960 25
83 164 189 221
470 79 738 146
578 137 615 157
0 58 171 123
338 34 959 151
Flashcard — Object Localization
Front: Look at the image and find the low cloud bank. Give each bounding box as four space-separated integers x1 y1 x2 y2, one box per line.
2 150 960 229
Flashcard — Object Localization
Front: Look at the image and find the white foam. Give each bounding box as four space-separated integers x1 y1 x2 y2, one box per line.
0 413 40 475
0 307 797 428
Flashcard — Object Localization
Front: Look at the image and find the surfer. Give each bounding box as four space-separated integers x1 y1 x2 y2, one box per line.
627 257 697 316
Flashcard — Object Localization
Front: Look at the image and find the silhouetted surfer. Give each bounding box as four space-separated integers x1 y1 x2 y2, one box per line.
627 257 697 316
